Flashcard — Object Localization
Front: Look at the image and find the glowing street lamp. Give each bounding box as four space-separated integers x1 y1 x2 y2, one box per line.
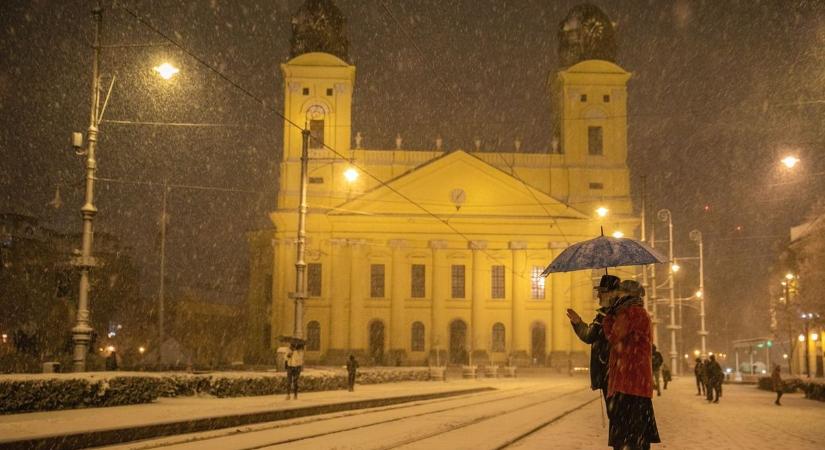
343 167 359 182
153 62 180 80
785 272 795 281
695 290 703 298
596 206 609 218
799 334 806 342
781 155 800 169
611 230 624 238
670 262 681 273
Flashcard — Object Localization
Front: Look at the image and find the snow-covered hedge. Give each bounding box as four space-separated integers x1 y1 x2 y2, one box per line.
0 367 431 414
757 376 825 401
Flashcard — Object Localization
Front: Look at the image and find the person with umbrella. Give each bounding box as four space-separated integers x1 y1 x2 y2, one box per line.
603 279 661 449
285 339 305 400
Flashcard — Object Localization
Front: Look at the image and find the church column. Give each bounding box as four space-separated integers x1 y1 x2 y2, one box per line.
389 239 408 364
510 241 530 366
326 238 350 364
348 239 367 356
550 244 571 370
430 240 448 364
470 240 489 365
570 270 592 367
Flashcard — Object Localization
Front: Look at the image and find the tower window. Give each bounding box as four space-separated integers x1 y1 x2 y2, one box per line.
302 87 310 96
307 263 322 297
326 88 333 96
589 182 604 190
580 94 587 102
491 265 505 299
531 266 545 299
588 126 603 155
411 264 426 298
603 94 611 103
309 119 324 149
309 177 324 184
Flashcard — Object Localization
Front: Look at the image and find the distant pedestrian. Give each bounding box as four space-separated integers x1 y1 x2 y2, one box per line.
285 341 305 400
705 354 723 403
105 350 119 371
603 279 661 450
772 365 783 405
694 358 705 396
662 363 672 390
346 354 359 392
652 345 664 396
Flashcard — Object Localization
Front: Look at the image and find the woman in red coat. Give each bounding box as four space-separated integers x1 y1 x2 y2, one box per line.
603 280 661 449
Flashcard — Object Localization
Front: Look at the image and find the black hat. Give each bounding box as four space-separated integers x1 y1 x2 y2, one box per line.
594 274 621 292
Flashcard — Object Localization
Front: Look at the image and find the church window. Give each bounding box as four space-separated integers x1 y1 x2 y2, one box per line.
491 265 505 299
309 177 324 184
580 94 587 102
603 94 611 103
326 88 333 96
370 264 385 298
309 119 325 149
302 87 310 96
411 322 425 351
589 182 604 190
492 323 506 352
306 321 321 351
588 126 603 155
411 264 426 298
307 263 322 297
531 266 545 299
451 265 465 298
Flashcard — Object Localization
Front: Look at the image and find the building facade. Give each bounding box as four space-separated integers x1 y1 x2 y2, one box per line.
246 2 637 367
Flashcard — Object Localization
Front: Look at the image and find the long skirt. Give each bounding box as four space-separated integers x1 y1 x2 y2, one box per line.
607 392 661 449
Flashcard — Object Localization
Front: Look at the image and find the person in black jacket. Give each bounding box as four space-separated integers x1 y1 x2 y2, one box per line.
694 357 705 396
705 354 724 403
567 274 621 407
652 345 664 396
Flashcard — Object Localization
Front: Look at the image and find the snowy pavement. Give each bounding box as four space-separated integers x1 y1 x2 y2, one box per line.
514 377 825 449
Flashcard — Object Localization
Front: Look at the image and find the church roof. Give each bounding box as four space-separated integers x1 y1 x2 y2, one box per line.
330 150 588 220
290 0 349 62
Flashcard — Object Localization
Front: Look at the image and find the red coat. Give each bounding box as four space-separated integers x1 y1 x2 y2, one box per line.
603 302 653 399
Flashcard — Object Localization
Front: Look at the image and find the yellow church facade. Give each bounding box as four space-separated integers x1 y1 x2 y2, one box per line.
245 3 637 367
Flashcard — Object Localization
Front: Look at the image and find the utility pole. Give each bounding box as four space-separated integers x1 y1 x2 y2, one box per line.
291 127 311 340
649 225 659 347
658 209 678 375
640 176 649 313
71 1 102 372
158 180 168 363
690 230 708 357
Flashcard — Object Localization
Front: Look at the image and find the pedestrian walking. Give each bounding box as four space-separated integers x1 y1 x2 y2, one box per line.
652 345 664 396
285 341 305 400
567 274 621 411
662 363 672 390
771 365 783 405
603 279 661 450
694 358 705 396
346 354 359 392
705 354 723 403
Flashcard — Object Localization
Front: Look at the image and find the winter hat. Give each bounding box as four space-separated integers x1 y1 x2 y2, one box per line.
594 274 621 292
619 279 645 297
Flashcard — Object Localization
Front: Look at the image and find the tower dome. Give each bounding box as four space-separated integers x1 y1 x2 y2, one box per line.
558 4 617 68
290 0 349 62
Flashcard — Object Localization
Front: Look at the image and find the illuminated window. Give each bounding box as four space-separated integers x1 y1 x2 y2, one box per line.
309 119 324 149
411 322 425 351
492 323 506 352
491 265 505 299
306 321 320 351
531 266 545 299
588 126 603 155
302 87 309 95
307 263 322 297
451 265 465 298
411 264 426 298
370 264 385 298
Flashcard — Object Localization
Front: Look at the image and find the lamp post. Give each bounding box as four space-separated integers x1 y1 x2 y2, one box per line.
658 209 679 375
690 230 708 358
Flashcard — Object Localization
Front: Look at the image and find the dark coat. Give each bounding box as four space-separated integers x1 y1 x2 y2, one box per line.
571 308 609 390
652 350 664 373
706 359 724 385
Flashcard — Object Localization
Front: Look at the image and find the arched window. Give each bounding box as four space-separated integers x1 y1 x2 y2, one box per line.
411 322 425 352
492 323 506 352
306 321 321 351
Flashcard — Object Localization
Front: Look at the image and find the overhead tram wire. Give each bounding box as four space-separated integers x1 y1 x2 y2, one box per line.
117 2 545 282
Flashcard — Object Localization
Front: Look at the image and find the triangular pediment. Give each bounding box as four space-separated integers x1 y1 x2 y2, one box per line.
330 151 588 219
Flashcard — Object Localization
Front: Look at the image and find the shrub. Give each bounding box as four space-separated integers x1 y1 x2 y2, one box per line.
0 376 160 414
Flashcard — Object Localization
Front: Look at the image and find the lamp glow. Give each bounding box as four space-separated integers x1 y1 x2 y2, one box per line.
595 206 609 217
153 63 180 80
799 334 806 342
695 290 703 298
343 167 359 182
812 333 819 342
781 155 799 168
138 346 146 354
785 272 795 280
671 263 681 273
612 231 624 238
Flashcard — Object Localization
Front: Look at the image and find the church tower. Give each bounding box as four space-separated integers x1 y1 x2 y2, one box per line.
551 4 633 220
278 0 356 211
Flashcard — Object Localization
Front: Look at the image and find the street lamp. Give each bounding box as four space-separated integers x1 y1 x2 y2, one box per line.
612 230 624 238
153 62 180 80
690 229 708 358
658 208 679 375
596 206 609 217
781 155 800 169
343 166 359 182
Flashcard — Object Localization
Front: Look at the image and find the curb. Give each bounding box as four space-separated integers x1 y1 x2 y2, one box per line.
0 386 495 450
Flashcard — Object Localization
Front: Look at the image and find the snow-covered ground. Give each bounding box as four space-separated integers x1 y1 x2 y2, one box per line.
517 377 825 449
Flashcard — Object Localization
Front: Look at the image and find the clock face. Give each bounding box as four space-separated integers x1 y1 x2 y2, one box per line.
450 188 466 206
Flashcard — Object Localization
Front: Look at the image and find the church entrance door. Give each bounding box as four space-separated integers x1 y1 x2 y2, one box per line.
368 320 385 365
531 323 547 366
449 320 468 365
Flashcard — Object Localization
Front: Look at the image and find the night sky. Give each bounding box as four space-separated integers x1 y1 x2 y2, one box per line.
2 0 824 352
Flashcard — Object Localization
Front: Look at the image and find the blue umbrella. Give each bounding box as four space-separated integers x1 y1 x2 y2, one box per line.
541 234 667 276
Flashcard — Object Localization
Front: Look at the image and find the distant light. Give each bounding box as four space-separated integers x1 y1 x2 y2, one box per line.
106 345 115 352
695 290 703 298
595 206 609 217
671 263 681 273
781 281 787 287
107 331 116 338
683 354 689 359
153 63 180 80
799 334 806 342
761 369 767 374
694 349 700 357
783 353 788 359
725 368 732 374
781 155 800 169
785 273 795 280
703 204 711 212
735 225 743 232
138 346 146 354
812 333 819 342
708 352 714 356
1 333 6 343
343 167 359 182
612 231 624 238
